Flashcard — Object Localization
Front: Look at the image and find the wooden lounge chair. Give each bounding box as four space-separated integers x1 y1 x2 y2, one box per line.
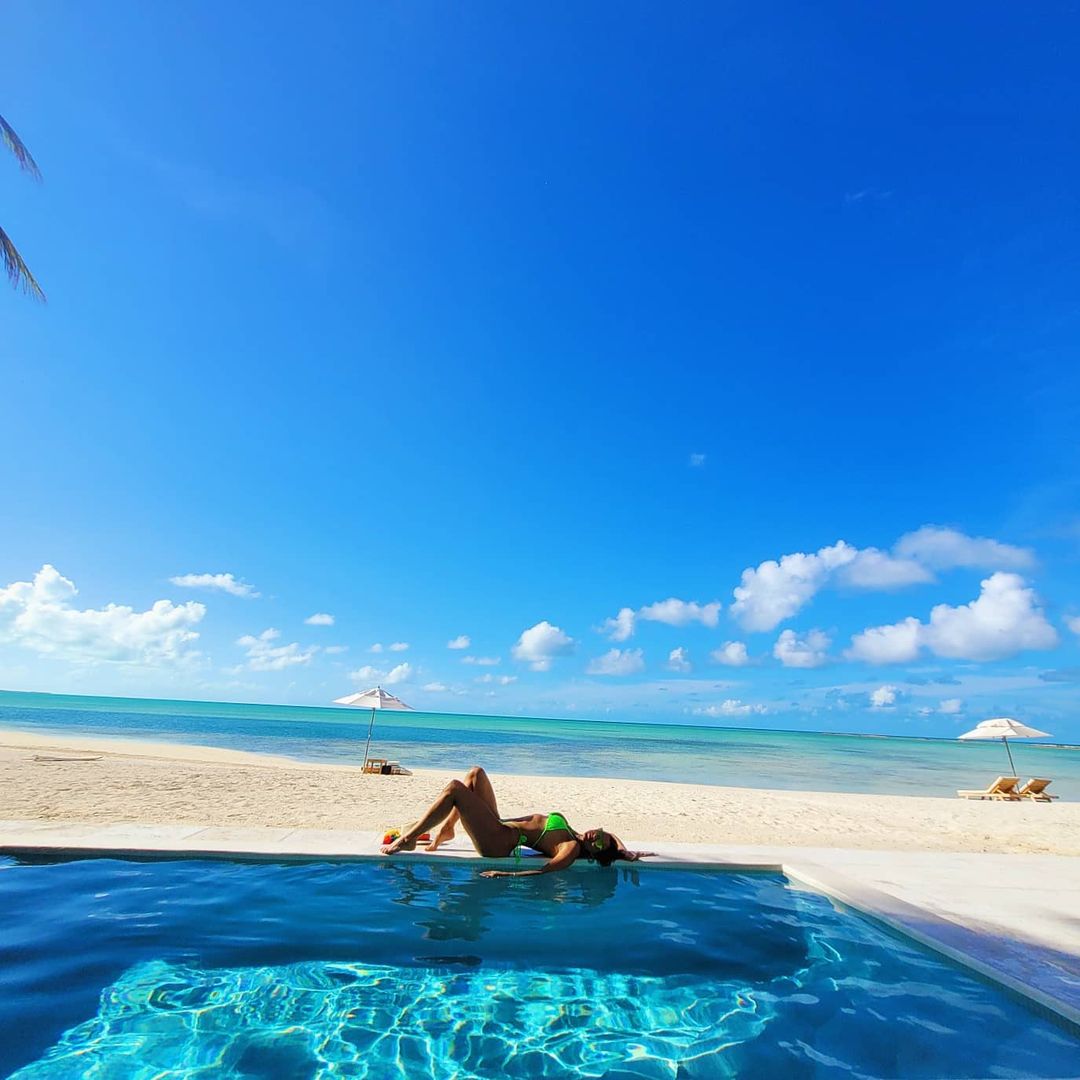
1016 777 1057 802
362 757 412 776
957 776 1020 800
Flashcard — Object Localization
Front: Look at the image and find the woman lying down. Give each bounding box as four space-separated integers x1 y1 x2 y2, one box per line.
380 765 653 877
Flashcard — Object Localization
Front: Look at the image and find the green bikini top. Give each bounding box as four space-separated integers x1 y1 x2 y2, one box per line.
514 810 572 856
535 810 571 845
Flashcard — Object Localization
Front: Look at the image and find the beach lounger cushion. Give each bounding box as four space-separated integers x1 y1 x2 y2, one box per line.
957 776 1020 800
1016 777 1057 801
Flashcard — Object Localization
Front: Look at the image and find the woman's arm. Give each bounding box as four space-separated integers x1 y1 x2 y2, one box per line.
480 841 579 878
615 841 656 862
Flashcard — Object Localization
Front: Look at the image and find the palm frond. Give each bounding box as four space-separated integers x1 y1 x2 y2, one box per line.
0 114 42 180
0 225 46 301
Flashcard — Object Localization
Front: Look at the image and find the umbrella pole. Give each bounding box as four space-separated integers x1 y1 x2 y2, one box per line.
363 706 376 768
1003 737 1016 776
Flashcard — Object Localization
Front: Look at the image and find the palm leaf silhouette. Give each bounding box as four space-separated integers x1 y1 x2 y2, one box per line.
1 115 42 180
2 112 45 301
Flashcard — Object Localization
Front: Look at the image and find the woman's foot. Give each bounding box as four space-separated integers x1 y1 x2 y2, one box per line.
425 822 456 851
381 834 418 855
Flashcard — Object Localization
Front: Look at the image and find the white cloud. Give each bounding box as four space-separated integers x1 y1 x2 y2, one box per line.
385 662 411 684
369 643 384 653
0 564 205 665
422 681 448 692
639 598 721 628
304 612 334 626
773 628 830 668
462 655 500 666
324 645 348 655
169 572 259 598
237 628 317 672
894 526 1034 571
600 607 636 642
351 661 412 685
918 697 965 717
476 673 518 685
689 453 707 467
836 549 933 589
847 573 1058 664
388 642 409 652
923 573 1057 660
1065 615 1080 637
846 617 922 664
711 641 749 667
512 621 575 671
693 699 767 717
870 684 899 709
730 527 1031 633
667 646 691 673
732 542 856 631
600 598 720 641
447 635 471 649
586 648 645 676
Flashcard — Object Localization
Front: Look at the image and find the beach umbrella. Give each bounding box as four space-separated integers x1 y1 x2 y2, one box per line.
957 717 1050 776
333 686 413 767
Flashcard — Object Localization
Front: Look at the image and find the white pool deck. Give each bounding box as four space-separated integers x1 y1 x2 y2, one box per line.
2 819 1078 1032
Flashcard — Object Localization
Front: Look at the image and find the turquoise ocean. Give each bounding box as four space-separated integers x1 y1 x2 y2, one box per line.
1 689 1077 800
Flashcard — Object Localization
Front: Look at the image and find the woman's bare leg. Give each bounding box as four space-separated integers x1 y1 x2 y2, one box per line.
427 766 498 850
382 770 513 857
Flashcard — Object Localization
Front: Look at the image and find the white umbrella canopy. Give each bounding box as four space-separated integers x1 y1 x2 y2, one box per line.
333 686 413 766
333 687 413 711
958 717 1051 775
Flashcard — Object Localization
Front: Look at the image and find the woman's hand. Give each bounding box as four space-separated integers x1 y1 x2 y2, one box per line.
480 870 509 878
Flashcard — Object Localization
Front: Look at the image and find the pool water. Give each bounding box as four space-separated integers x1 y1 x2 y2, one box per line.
0 858 1076 1078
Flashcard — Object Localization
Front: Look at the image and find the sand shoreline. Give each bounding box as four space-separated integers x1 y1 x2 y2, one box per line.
2 726 1078 856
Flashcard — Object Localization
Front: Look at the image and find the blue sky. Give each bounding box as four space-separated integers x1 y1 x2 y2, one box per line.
2 3 1080 738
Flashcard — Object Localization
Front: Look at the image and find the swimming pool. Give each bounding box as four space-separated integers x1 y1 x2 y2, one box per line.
1 857 1076 1078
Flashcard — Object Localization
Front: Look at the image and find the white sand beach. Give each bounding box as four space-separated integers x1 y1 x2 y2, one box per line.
2 727 1077 856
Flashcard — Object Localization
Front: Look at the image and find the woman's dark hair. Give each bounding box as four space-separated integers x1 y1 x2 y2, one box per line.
593 843 621 868
581 829 629 867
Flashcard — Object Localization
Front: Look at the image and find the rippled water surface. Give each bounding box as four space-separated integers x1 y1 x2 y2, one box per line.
1 857 1077 1077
